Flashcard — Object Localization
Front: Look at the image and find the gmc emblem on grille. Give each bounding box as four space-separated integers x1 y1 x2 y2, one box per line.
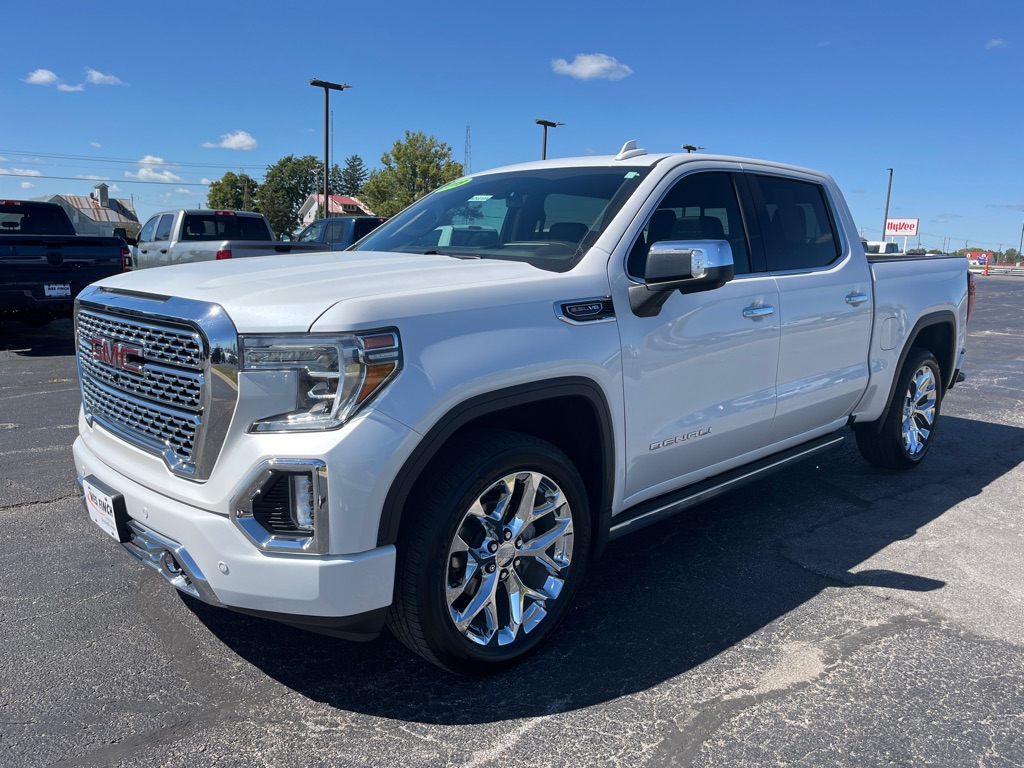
90 336 143 374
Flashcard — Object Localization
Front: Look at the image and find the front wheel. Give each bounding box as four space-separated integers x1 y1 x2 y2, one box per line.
855 347 942 469
387 429 591 674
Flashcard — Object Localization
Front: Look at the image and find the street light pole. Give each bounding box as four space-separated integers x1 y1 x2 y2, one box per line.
310 78 351 219
535 119 564 160
882 167 893 242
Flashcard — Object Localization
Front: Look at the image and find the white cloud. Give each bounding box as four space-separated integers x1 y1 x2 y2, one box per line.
86 68 124 86
126 156 182 182
76 175 112 181
90 141 102 148
200 178 213 185
57 83 85 92
0 168 42 176
986 38 1008 50
201 130 258 150
0 156 6 162
817 41 830 48
21 181 35 189
175 188 200 196
551 53 633 81
934 213 962 223
24 69 59 85
126 167 184 183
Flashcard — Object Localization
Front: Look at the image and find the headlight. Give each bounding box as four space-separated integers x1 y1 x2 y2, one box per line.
240 330 401 432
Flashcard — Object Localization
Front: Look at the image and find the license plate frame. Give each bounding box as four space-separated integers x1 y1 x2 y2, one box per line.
44 283 71 298
82 475 130 543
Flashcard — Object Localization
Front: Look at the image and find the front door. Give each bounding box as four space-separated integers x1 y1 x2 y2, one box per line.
612 170 781 506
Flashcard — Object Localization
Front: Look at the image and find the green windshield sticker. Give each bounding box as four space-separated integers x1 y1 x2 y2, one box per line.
624 171 639 179
437 177 472 192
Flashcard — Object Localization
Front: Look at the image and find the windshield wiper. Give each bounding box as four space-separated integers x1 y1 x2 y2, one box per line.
422 250 481 259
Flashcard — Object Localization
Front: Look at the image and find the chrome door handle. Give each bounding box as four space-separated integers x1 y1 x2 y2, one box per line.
742 305 775 318
846 292 869 305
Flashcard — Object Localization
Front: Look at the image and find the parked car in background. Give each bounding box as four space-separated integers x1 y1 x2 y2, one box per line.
132 210 323 269
291 216 388 251
0 199 128 325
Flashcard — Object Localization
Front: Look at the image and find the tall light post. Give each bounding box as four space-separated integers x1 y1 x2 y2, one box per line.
882 167 894 242
535 119 564 160
310 78 351 218
1018 213 1023 261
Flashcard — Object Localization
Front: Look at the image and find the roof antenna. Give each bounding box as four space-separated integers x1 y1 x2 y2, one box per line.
616 140 648 161
682 144 704 153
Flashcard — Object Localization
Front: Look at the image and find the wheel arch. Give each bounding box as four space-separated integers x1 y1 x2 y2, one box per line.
378 377 615 555
874 310 956 428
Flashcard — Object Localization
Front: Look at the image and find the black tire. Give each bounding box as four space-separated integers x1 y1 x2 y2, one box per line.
855 347 942 470
386 429 591 674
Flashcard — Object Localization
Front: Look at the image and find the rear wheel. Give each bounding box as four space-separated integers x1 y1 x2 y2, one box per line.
855 347 942 469
387 429 590 674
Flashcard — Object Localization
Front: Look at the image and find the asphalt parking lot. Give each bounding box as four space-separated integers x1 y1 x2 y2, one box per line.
2 278 1023 768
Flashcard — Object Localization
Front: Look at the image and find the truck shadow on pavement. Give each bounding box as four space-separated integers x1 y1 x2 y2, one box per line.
184 414 1024 724
0 318 76 357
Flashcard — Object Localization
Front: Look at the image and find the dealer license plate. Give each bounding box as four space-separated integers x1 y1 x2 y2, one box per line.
44 283 71 298
83 476 128 542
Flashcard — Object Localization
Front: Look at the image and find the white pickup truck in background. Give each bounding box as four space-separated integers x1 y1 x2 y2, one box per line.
73 143 974 673
132 209 323 269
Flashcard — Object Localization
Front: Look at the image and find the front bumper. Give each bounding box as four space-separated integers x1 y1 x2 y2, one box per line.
73 436 396 639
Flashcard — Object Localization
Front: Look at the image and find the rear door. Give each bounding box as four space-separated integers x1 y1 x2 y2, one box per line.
746 172 873 443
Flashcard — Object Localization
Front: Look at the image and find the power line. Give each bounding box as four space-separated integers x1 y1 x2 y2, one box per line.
0 171 212 186
0 148 271 172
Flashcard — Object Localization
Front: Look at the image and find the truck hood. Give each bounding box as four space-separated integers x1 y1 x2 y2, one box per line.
93 251 556 332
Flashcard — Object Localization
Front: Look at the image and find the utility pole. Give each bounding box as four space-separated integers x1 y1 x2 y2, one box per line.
310 78 351 219
882 168 893 242
535 119 564 160
464 126 472 174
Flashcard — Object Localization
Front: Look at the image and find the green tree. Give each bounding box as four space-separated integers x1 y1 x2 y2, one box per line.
340 155 368 197
361 131 464 217
256 155 325 237
206 171 259 211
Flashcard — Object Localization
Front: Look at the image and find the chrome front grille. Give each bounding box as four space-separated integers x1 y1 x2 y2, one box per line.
75 289 239 480
76 311 203 368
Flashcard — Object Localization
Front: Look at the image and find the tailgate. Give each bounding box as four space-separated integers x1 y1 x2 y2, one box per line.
0 237 124 312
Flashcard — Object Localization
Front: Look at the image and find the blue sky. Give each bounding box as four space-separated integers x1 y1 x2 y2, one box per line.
2 0 1021 252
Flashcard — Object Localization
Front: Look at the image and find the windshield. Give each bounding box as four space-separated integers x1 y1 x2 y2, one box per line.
295 221 325 242
351 166 651 271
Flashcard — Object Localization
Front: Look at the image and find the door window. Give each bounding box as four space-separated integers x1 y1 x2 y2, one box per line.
154 214 175 241
751 175 841 271
138 216 159 243
627 172 752 278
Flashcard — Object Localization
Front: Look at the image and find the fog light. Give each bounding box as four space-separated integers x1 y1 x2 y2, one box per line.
232 460 329 555
292 474 315 529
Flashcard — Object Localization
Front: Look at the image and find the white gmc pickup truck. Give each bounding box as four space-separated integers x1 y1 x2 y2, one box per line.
73 143 974 673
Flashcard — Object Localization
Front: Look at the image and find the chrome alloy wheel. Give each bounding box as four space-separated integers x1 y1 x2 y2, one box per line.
901 364 938 457
444 470 575 647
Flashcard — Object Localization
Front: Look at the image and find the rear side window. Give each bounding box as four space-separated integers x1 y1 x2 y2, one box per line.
352 217 384 240
752 175 841 271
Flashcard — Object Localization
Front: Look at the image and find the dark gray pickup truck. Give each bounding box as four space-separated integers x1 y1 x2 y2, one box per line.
1 199 127 324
